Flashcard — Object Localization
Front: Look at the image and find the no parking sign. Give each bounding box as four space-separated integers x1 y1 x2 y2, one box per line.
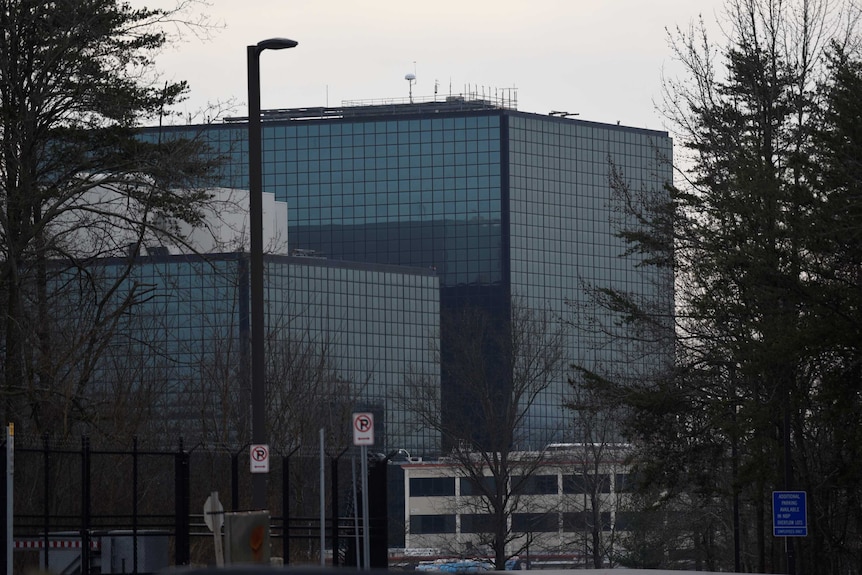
352 412 374 446
249 444 269 473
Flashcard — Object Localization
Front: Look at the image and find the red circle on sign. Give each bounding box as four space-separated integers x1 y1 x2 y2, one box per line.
354 414 372 432
252 446 268 461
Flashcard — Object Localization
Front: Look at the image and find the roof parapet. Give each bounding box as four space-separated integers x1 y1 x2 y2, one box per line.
224 89 517 123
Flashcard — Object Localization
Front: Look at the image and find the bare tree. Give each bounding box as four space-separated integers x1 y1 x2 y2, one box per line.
573 1 862 571
562 380 627 568
0 0 221 436
404 297 566 569
267 330 363 453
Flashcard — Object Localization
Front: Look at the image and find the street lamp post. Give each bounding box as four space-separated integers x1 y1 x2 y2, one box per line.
247 37 297 510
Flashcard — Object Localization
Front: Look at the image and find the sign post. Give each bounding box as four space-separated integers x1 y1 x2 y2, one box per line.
352 413 374 571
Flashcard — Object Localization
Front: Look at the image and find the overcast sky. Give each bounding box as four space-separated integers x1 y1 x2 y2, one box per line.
139 0 728 132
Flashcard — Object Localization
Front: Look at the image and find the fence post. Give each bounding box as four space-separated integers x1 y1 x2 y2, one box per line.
368 457 389 569
174 438 190 566
1 426 7 575
132 436 139 574
331 454 339 566
81 436 91 574
231 450 239 512
42 434 49 572
281 447 299 565
282 453 289 565
330 448 348 567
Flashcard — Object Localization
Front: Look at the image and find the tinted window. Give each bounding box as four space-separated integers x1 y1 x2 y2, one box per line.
461 513 496 533
513 513 558 532
563 474 610 494
410 477 455 497
460 476 496 496
410 514 456 534
562 511 612 532
513 474 558 495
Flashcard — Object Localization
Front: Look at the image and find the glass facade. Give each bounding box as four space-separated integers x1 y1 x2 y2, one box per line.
152 102 672 450
266 256 440 453
89 253 439 454
507 116 674 444
159 113 504 287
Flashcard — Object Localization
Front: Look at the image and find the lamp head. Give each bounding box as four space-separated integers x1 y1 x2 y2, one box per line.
256 38 298 51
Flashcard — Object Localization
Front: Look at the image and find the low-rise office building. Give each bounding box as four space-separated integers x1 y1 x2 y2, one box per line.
386 444 634 566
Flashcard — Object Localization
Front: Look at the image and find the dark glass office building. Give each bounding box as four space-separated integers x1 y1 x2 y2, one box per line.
86 253 440 453
153 96 673 449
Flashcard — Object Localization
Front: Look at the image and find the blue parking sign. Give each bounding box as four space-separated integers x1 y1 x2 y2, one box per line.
773 491 807 537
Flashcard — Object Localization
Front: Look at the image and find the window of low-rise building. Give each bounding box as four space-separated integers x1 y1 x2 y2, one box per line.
512 474 559 495
512 512 559 533
410 514 456 534
410 477 455 497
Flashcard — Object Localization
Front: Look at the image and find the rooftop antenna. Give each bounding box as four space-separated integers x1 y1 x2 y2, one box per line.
405 72 416 103
405 61 417 103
